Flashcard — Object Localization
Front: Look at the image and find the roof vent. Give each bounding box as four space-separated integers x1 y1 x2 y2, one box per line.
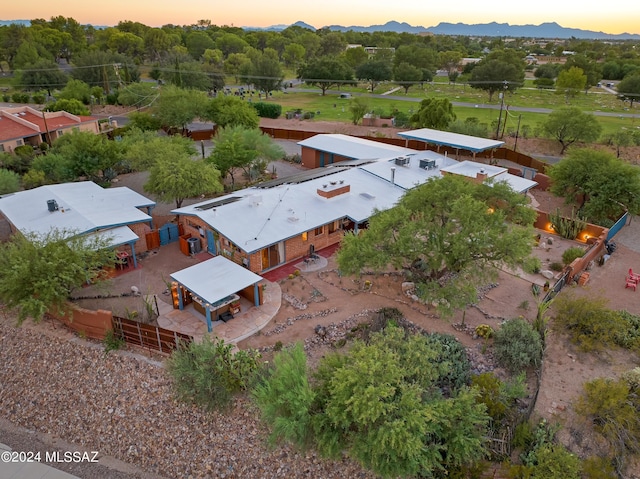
47 199 59 212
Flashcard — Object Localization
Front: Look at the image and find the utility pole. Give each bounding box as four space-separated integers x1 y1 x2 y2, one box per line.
495 80 508 139
514 114 522 151
41 111 52 147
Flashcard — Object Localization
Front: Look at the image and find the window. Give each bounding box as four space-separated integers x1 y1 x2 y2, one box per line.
328 221 337 234
314 226 324 236
301 232 308 241
0 144 4 152
16 139 23 146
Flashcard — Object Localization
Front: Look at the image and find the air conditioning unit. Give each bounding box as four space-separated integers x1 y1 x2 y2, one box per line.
395 156 410 166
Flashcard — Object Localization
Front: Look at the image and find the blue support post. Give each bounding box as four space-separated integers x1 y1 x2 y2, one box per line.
146 206 155 229
129 241 138 269
254 283 260 306
205 307 212 332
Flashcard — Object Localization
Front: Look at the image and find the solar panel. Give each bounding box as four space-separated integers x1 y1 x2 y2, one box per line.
195 196 242 210
256 168 341 189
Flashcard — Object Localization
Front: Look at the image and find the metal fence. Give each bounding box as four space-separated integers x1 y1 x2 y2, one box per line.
112 316 192 354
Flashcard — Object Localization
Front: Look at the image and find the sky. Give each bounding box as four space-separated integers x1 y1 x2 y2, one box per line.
4 0 640 35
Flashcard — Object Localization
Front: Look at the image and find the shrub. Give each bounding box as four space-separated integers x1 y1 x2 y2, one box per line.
562 246 584 265
475 324 494 339
532 444 580 479
522 257 542 274
2 94 9 102
425 332 471 393
550 261 564 272
11 92 30 103
554 295 628 351
103 329 125 354
493 318 542 374
31 91 47 104
252 102 282 119
252 343 315 448
0 168 21 195
166 337 261 411
575 377 640 473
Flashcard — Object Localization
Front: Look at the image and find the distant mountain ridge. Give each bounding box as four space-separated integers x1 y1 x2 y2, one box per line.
2 18 638 39
276 20 640 40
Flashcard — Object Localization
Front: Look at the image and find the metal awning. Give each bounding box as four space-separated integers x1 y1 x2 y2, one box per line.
170 256 262 305
398 128 504 153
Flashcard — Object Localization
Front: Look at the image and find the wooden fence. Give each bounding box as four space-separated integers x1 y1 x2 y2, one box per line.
112 316 192 353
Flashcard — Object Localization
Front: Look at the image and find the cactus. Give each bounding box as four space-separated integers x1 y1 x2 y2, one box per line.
549 208 587 240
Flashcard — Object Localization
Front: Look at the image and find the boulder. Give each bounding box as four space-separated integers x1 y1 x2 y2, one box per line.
541 270 554 279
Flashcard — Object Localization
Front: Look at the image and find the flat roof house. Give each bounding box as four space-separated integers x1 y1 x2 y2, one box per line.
173 133 535 275
0 181 156 267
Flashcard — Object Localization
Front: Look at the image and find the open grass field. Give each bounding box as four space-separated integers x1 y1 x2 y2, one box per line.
268 84 640 138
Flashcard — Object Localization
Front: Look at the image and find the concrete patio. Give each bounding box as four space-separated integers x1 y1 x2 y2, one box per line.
156 279 281 343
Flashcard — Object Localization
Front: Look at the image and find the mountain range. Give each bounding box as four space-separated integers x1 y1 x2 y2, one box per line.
278 20 640 40
2 18 638 39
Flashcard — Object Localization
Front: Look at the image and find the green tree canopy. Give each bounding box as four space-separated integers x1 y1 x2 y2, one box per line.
297 57 354 96
469 52 525 101
152 85 208 131
393 62 423 94
242 52 284 94
44 98 90 115
57 78 92 104
144 156 223 208
542 107 602 154
555 66 587 103
0 168 20 194
355 59 393 92
617 73 640 108
207 126 283 187
50 130 122 181
337 175 536 315
312 325 488 477
348 96 369 125
122 130 196 171
410 97 456 129
14 59 68 95
202 95 260 129
0 229 117 323
549 148 640 224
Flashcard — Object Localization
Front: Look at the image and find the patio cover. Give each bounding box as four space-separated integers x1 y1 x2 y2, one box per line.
170 256 262 305
398 128 504 153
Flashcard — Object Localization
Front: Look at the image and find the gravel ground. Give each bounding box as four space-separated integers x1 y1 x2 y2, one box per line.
0 315 374 479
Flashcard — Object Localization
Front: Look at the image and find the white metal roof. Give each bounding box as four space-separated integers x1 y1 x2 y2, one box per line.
298 134 414 160
440 161 537 193
398 128 504 153
85 225 140 248
494 174 538 193
359 150 458 190
441 160 506 179
170 256 262 305
173 166 405 254
0 181 154 239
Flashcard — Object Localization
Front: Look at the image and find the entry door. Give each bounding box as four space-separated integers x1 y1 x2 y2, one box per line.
206 230 216 254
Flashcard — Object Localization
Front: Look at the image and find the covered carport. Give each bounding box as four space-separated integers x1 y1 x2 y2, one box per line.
170 256 263 333
398 128 504 160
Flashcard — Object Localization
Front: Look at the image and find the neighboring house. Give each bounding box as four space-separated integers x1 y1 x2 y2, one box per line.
0 181 156 267
173 133 536 275
0 106 100 153
298 133 415 168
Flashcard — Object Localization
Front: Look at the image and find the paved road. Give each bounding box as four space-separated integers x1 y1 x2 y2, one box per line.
285 88 640 119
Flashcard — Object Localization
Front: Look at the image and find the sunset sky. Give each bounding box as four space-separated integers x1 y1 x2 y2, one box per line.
4 0 639 35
